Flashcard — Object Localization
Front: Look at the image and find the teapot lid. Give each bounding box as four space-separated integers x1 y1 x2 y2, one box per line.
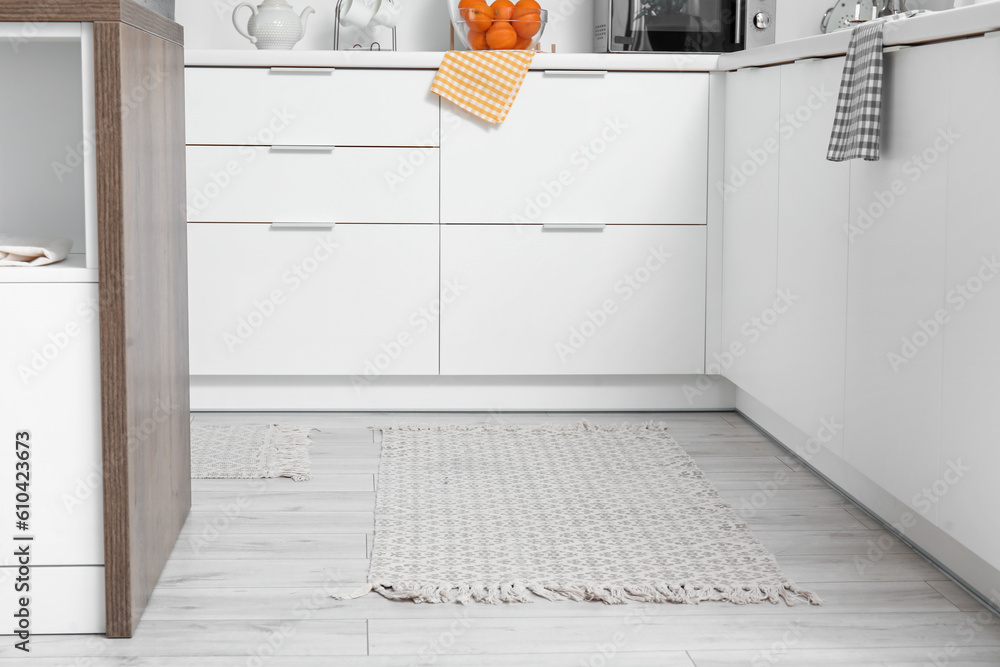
258 0 294 6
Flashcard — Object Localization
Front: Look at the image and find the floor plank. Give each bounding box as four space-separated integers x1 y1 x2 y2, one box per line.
168 533 368 560
179 511 373 535
141 581 961 622
0 654 697 666
741 509 870 531
156 558 369 589
367 613 1000 654
0 621 368 658
689 646 1000 666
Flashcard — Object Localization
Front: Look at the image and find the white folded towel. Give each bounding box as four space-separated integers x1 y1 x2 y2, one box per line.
0 236 74 267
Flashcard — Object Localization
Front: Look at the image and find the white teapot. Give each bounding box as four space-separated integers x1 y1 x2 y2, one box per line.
233 0 315 50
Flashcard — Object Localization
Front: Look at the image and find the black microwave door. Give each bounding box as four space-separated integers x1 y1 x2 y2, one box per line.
641 0 741 53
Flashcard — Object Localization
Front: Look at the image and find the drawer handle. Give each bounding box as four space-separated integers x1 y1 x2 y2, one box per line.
270 222 337 230
542 70 608 77
269 145 335 153
269 67 336 74
542 223 606 231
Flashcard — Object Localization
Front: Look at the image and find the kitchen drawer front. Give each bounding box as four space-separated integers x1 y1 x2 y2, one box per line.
440 224 706 375
441 72 709 224
0 565 105 634
187 145 438 223
186 67 440 147
188 223 440 376
0 284 103 567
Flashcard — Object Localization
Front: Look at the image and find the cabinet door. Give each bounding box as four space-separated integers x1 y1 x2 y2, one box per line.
0 284 103 566
441 72 709 224
187 223 439 376
771 57 850 455
440 224 706 375
185 68 440 147
844 43 952 518
941 36 1000 571
186 146 438 223
720 66 781 399
0 565 104 634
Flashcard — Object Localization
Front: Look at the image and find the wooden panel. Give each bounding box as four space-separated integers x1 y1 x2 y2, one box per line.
0 0 183 44
95 21 190 638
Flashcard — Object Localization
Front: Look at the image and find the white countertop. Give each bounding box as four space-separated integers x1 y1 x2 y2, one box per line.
184 49 720 71
718 1 1000 70
185 2 1000 72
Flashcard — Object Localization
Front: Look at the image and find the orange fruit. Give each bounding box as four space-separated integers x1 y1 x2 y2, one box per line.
465 2 493 32
511 7 541 37
467 29 489 50
514 34 532 49
491 0 515 19
514 0 540 8
485 20 517 49
458 0 479 20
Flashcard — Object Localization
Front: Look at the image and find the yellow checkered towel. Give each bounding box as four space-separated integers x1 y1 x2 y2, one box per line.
431 50 535 125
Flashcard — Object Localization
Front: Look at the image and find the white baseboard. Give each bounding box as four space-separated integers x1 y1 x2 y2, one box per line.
736 388 1000 613
190 375 738 412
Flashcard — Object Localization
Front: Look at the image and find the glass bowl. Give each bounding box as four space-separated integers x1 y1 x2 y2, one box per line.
448 3 547 51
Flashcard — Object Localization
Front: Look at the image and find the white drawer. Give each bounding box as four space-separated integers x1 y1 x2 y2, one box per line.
0 284 103 567
440 224 707 375
185 67 440 147
0 565 104 635
441 72 709 224
188 223 440 376
187 145 438 223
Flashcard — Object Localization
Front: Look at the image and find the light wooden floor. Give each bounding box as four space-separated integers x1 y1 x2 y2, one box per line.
7 411 1000 666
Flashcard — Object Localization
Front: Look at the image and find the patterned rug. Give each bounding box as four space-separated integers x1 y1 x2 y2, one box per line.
190 423 313 481
341 422 820 605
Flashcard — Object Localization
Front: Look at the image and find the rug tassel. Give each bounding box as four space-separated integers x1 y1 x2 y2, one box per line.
267 425 313 481
330 583 373 600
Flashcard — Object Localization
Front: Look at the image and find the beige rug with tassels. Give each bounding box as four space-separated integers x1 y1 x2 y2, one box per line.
190 423 313 482
338 422 820 606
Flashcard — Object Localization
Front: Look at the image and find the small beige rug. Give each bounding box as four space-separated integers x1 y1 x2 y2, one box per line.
190 423 313 481
341 422 820 606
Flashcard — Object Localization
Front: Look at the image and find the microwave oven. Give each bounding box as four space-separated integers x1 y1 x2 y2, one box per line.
594 0 776 53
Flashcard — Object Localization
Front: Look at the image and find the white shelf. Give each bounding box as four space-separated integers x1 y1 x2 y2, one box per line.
0 254 97 283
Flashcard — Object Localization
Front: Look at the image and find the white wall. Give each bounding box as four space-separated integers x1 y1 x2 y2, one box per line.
177 0 957 54
776 0 955 43
177 0 594 52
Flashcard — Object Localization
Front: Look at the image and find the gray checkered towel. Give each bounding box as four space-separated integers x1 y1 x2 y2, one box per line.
827 12 924 162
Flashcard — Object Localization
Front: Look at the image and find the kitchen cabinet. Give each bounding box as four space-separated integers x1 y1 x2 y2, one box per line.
843 42 952 519
0 284 103 569
0 3 191 637
771 56 850 456
940 34 1000 571
720 66 781 400
186 145 439 224
0 566 104 635
441 71 709 225
188 223 440 376
440 224 706 375
185 67 440 147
